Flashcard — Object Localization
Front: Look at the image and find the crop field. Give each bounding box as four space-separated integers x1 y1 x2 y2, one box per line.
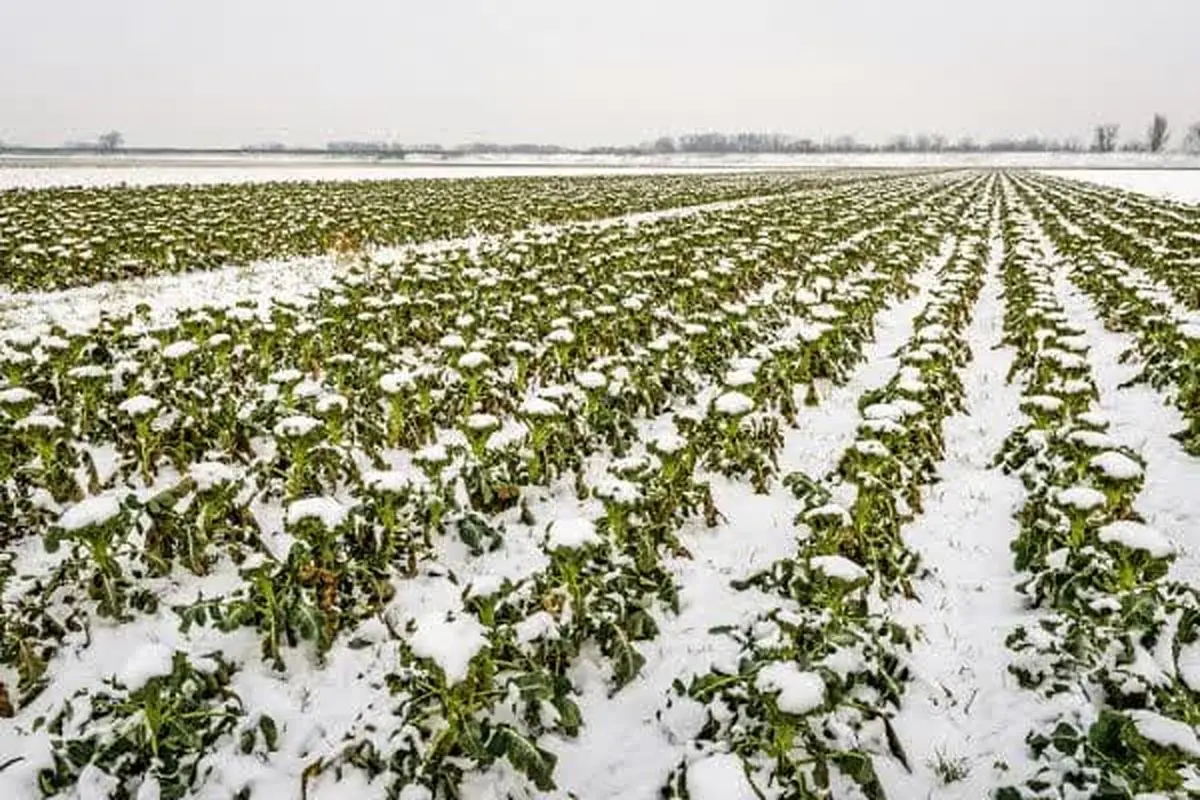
1 170 1199 800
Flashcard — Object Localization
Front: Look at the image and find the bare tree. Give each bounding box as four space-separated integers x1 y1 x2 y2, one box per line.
1148 114 1169 153
97 131 124 151
1092 124 1119 153
1183 123 1200 154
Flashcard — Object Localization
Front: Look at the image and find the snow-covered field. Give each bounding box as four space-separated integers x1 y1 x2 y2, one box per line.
2 170 1200 800
1041 168 1200 204
4 151 1200 189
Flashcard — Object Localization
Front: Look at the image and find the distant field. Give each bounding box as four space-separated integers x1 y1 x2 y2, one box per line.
4 151 1200 189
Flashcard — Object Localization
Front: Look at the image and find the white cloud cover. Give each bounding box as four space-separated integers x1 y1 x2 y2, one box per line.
2 0 1198 147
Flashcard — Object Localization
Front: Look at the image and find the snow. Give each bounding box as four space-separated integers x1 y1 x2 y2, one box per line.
274 415 322 438
1041 169 1200 205
116 642 176 690
285 497 350 529
723 369 756 388
465 413 501 431
650 432 688 454
713 391 754 416
0 386 38 404
408 613 487 685
685 753 758 800
189 461 241 491
13 413 63 430
1089 450 1143 481
379 371 414 394
809 554 868 583
0 152 1197 191
546 517 601 550
1179 642 1200 692
576 371 607 390
1055 485 1107 511
753 662 826 714
58 493 125 531
457 350 491 369
1127 710 1200 757
362 470 416 493
1022 394 1063 412
1097 521 1174 558
414 443 450 464
161 340 199 360
515 612 558 645
74 765 119 800
134 776 161 800
881 228 1059 799
1050 267 1200 586
118 394 160 416
519 397 562 418
804 504 852 525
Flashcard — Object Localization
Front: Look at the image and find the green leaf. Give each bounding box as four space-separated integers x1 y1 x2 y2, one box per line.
259 714 279 752
552 695 582 737
487 724 557 791
832 751 887 800
883 717 910 773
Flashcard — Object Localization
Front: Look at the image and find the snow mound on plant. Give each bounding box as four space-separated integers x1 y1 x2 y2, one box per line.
58 492 125 531
117 643 176 690
754 662 825 714
1127 709 1200 757
410 613 487 684
1089 451 1142 481
547 517 601 550
286 497 349 529
686 753 757 800
1097 521 1173 558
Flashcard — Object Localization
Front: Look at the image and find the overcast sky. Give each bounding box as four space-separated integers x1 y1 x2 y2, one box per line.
3 0 1198 148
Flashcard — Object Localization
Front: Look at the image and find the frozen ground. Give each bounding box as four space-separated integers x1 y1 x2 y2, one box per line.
1040 168 1200 204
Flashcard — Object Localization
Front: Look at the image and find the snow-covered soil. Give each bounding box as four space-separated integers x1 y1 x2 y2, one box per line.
1040 168 1200 204
3 170 1200 800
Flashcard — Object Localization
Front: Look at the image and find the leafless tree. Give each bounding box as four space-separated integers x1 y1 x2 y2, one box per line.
1092 124 1119 153
1184 123 1200 154
97 131 124 151
1148 114 1169 153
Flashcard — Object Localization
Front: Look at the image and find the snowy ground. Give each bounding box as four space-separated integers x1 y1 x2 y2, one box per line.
1040 168 1200 204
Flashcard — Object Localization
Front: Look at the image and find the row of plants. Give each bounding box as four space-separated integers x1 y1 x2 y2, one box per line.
0 171 864 292
992 185 1200 799
661 178 998 800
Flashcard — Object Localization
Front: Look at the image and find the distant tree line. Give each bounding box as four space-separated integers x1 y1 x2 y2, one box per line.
5 116 1200 156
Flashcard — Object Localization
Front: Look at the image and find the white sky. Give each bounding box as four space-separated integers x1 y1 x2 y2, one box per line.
2 0 1198 148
